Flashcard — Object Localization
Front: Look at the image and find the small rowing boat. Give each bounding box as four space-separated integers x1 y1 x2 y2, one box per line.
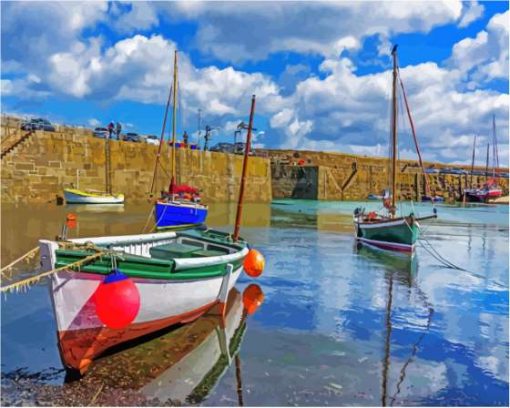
39 228 250 375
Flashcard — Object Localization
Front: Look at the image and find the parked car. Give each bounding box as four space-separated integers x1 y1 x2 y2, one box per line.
93 127 109 138
123 132 142 142
424 168 440 174
210 142 235 153
234 142 254 155
145 135 160 146
21 118 56 132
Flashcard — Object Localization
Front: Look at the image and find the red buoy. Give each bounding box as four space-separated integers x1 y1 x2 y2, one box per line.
94 269 140 329
242 283 264 315
243 249 265 278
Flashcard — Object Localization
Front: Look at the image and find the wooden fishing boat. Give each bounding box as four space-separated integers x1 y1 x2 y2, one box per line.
63 188 124 204
152 51 208 228
464 117 503 203
354 45 436 254
39 228 249 375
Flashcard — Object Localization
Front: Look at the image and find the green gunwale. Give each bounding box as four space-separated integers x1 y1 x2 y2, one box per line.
55 249 244 281
54 229 247 281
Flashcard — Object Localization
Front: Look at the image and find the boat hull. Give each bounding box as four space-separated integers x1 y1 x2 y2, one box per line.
64 188 124 204
355 217 420 254
464 188 503 202
155 201 208 228
39 230 248 374
51 266 242 373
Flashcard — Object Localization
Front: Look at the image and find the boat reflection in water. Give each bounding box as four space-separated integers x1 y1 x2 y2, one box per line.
66 204 126 214
71 285 263 405
355 244 434 406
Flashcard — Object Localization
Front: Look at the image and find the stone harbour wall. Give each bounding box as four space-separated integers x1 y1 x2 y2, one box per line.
266 149 509 201
1 130 272 203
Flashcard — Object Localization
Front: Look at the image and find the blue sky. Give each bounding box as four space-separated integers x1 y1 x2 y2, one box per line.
1 1 509 165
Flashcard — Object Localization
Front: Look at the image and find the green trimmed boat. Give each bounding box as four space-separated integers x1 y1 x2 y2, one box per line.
39 227 249 375
354 45 436 254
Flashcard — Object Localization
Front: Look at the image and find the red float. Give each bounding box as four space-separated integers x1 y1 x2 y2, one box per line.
243 249 265 278
93 269 140 329
242 283 264 315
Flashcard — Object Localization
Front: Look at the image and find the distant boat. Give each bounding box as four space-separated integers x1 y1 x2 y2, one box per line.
421 195 444 203
367 194 383 201
464 117 503 203
64 135 124 205
354 45 436 254
151 51 208 228
63 188 124 204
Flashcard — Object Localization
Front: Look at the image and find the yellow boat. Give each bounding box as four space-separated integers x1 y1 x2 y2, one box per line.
63 188 125 204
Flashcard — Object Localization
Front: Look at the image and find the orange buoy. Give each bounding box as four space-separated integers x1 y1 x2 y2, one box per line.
243 249 265 278
242 283 264 315
66 213 77 229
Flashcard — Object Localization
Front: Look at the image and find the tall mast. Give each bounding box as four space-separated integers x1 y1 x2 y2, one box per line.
233 95 256 241
492 114 498 177
470 134 477 188
390 45 398 216
485 143 490 183
169 50 178 193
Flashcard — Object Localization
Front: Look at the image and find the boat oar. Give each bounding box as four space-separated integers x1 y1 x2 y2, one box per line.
233 95 256 242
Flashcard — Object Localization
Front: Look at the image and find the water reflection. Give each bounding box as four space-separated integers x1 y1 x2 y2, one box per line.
355 245 433 406
1 286 263 406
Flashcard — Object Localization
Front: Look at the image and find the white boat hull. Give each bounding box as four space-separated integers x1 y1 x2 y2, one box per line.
64 189 124 204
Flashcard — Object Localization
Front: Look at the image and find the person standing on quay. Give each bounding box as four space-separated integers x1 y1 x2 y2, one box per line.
115 122 122 140
107 121 115 139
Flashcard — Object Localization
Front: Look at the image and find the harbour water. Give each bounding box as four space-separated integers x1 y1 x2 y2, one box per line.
1 201 508 406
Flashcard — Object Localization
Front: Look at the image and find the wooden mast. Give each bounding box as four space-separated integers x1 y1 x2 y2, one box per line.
470 134 477 188
149 72 173 197
233 95 256 241
485 143 489 184
105 132 112 194
390 45 398 216
492 114 498 178
169 50 178 194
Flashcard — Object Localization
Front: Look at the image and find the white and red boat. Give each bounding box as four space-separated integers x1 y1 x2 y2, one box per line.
39 229 249 375
464 184 503 202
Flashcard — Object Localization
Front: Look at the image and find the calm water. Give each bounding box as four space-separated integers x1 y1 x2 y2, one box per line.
1 201 508 406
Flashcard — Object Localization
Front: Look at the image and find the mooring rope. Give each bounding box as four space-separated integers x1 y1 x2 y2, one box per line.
1 246 40 279
0 249 106 294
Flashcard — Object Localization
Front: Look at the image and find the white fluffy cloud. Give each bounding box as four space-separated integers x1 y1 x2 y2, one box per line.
1 1 108 72
458 1 485 28
267 55 508 165
1 1 508 166
451 10 509 86
157 1 464 62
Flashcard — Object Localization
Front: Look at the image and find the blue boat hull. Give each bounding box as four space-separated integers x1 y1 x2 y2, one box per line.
155 201 208 228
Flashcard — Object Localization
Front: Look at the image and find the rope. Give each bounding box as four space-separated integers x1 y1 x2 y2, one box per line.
141 206 155 234
1 247 39 277
0 250 106 294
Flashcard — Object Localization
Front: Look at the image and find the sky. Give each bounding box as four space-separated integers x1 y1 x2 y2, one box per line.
1 0 509 166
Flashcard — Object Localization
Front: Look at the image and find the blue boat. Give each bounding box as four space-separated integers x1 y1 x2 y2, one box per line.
152 50 209 229
155 200 208 228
